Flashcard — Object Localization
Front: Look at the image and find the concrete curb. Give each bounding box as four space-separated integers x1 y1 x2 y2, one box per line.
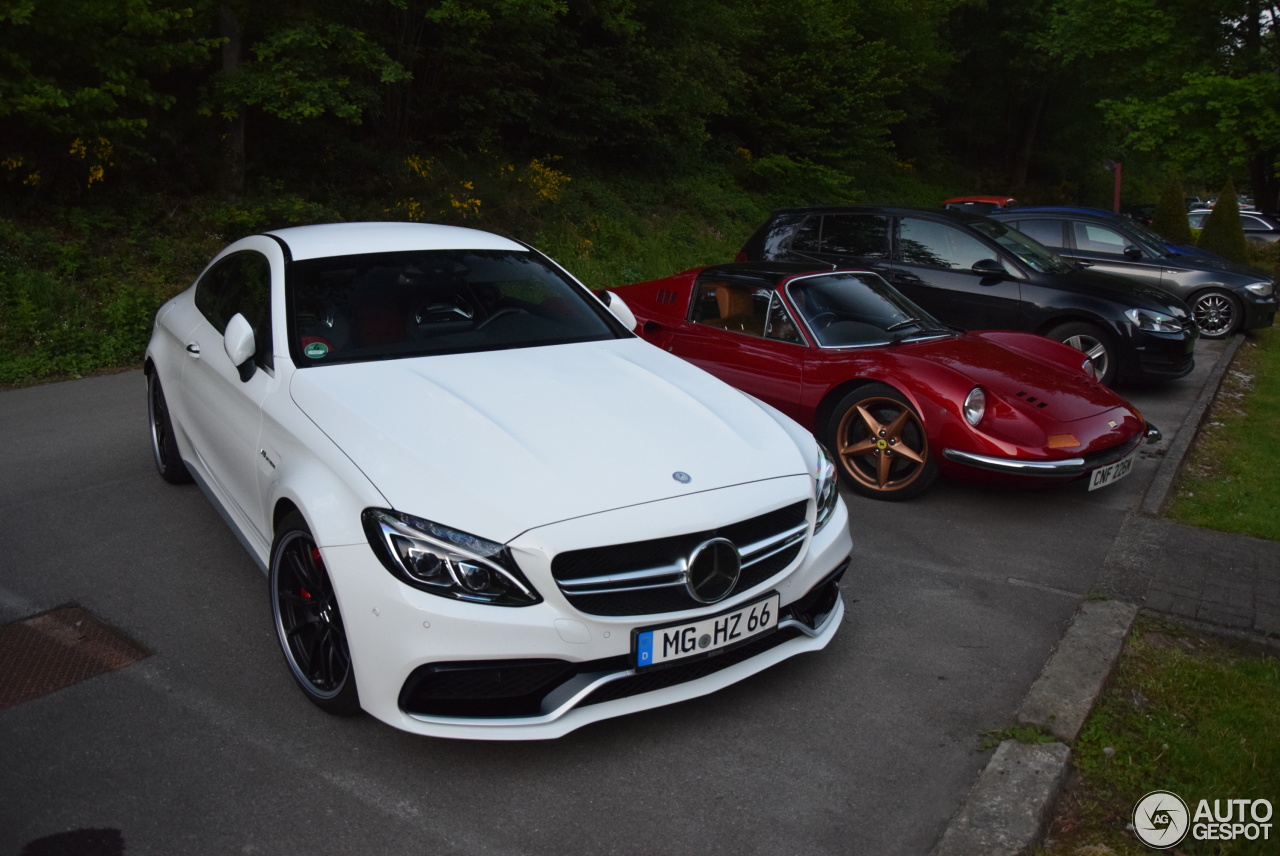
931 338 1244 856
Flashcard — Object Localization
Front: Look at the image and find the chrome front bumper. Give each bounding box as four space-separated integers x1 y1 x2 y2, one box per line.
942 423 1161 477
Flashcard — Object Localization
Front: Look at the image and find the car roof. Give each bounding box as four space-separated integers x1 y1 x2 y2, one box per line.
771 204 992 225
698 261 824 288
267 222 524 261
943 195 1016 205
991 206 1119 219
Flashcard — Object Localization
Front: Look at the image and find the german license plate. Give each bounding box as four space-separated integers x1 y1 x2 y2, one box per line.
634 593 780 669
1088 450 1137 491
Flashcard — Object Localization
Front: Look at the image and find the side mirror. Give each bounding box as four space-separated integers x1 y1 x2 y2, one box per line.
224 313 257 381
600 290 638 331
971 258 1006 279
1123 245 1143 260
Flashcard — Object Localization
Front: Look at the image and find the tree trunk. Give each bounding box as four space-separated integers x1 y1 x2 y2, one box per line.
218 3 246 197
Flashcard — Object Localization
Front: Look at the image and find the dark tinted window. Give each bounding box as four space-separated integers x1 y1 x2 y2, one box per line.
821 214 890 258
195 251 274 369
790 216 822 253
1013 219 1066 248
289 249 620 365
897 218 992 269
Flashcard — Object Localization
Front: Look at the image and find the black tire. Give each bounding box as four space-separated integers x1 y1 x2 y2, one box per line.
147 372 192 484
1189 289 1241 339
270 512 361 716
1046 321 1117 385
823 383 937 501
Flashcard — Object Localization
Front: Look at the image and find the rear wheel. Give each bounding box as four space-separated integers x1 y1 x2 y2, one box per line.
1190 289 1240 339
824 383 937 501
270 512 361 716
147 372 192 484
1046 322 1116 385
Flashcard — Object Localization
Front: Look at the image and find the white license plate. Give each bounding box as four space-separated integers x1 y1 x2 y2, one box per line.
634 593 780 669
1088 450 1137 491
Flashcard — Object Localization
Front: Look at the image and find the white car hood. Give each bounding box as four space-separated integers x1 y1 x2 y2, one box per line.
289 339 809 543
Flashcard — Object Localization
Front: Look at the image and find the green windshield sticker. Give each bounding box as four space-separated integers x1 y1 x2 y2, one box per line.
304 341 329 359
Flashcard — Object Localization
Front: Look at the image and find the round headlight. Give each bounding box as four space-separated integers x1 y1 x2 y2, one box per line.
963 387 986 427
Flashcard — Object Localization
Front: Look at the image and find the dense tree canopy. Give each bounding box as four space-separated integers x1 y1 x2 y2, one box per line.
2 0 1278 205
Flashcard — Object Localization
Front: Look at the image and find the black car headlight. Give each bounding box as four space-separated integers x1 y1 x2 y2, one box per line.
814 443 839 532
1245 280 1275 298
362 509 540 606
1125 307 1182 332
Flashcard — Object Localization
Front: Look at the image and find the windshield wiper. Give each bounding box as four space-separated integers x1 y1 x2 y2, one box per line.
886 317 921 331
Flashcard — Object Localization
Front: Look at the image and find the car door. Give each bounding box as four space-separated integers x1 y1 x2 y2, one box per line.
1062 220 1166 289
668 273 808 422
180 249 276 541
887 216 1023 331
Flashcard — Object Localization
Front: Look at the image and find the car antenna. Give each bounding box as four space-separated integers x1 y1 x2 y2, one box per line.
787 249 838 271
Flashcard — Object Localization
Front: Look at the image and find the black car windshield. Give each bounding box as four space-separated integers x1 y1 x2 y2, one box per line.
1124 218 1178 252
786 272 950 347
968 220 1076 274
289 249 622 365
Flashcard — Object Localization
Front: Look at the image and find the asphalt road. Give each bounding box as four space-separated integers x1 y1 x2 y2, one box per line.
0 338 1224 856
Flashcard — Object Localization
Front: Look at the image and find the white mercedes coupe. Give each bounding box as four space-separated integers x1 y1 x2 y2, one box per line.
145 222 851 739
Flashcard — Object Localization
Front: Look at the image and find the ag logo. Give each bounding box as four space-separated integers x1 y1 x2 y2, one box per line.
1133 790 1190 848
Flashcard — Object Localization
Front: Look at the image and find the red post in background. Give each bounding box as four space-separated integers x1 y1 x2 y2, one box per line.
1113 161 1122 213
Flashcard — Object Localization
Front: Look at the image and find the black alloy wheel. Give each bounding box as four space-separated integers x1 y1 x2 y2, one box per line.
147 372 192 484
270 512 361 716
1190 289 1240 339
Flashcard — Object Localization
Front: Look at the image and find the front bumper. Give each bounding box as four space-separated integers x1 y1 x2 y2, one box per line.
324 477 853 739
942 423 1158 480
1119 324 1197 382
1240 291 1277 332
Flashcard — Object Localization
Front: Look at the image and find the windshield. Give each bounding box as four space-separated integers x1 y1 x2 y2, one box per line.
968 220 1076 274
786 272 951 347
289 249 621 365
1124 218 1177 252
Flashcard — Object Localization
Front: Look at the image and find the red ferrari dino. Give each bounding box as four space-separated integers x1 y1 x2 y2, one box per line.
609 262 1160 500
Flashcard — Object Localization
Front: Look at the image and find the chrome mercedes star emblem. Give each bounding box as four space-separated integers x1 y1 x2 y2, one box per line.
673 471 691 484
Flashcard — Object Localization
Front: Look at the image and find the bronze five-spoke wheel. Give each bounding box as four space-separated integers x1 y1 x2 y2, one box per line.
270 512 360 716
825 383 937 501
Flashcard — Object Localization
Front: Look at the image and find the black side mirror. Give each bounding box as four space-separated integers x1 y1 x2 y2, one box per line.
971 258 1005 279
1123 245 1143 261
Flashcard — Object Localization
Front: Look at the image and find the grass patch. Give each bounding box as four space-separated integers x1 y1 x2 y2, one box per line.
1042 616 1280 855
1166 327 1280 541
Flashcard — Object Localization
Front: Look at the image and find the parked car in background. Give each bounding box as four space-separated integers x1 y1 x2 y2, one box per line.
737 205 1199 385
992 206 1218 260
1188 208 1280 244
145 221 852 739
992 208 1276 338
943 195 1019 214
612 262 1160 501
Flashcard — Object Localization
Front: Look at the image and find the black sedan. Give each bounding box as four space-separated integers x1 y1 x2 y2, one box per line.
991 207 1277 339
737 205 1199 385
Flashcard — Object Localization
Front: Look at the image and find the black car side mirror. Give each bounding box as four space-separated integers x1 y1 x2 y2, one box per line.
971 258 1005 279
1123 245 1143 261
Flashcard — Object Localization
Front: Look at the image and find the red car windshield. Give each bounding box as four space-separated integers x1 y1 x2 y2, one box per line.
787 272 950 347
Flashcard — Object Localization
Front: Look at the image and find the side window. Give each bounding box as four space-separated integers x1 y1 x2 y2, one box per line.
194 251 274 370
897 218 993 270
1241 215 1266 232
1072 223 1130 254
821 214 890 258
689 277 770 337
790 216 822 253
764 293 805 345
1014 219 1066 248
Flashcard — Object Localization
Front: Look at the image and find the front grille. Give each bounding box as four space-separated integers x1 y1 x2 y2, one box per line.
551 500 809 616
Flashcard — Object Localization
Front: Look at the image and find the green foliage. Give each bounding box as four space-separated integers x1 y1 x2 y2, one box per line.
1151 173 1193 245
1197 178 1250 265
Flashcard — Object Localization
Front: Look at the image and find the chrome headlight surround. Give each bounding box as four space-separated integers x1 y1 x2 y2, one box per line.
1125 307 1182 332
1245 280 1275 298
361 509 541 606
963 387 986 427
813 443 839 532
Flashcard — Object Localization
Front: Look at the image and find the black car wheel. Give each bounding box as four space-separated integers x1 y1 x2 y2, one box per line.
147 372 192 484
1190 289 1240 339
1046 322 1116 385
270 512 361 716
824 383 937 501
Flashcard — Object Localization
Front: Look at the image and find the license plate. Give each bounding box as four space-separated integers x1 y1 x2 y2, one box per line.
634 593 780 669
1088 450 1137 491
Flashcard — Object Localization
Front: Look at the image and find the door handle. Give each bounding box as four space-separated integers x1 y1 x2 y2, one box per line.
185 343 201 356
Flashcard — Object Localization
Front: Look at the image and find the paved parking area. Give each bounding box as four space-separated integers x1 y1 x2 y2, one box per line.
0 339 1223 855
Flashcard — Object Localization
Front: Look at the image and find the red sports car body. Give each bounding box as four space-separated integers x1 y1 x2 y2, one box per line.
610 262 1159 500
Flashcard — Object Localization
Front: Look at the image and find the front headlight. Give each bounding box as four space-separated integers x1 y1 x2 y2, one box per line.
814 443 838 532
1245 280 1275 298
963 387 986 427
1125 307 1182 332
362 509 541 606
